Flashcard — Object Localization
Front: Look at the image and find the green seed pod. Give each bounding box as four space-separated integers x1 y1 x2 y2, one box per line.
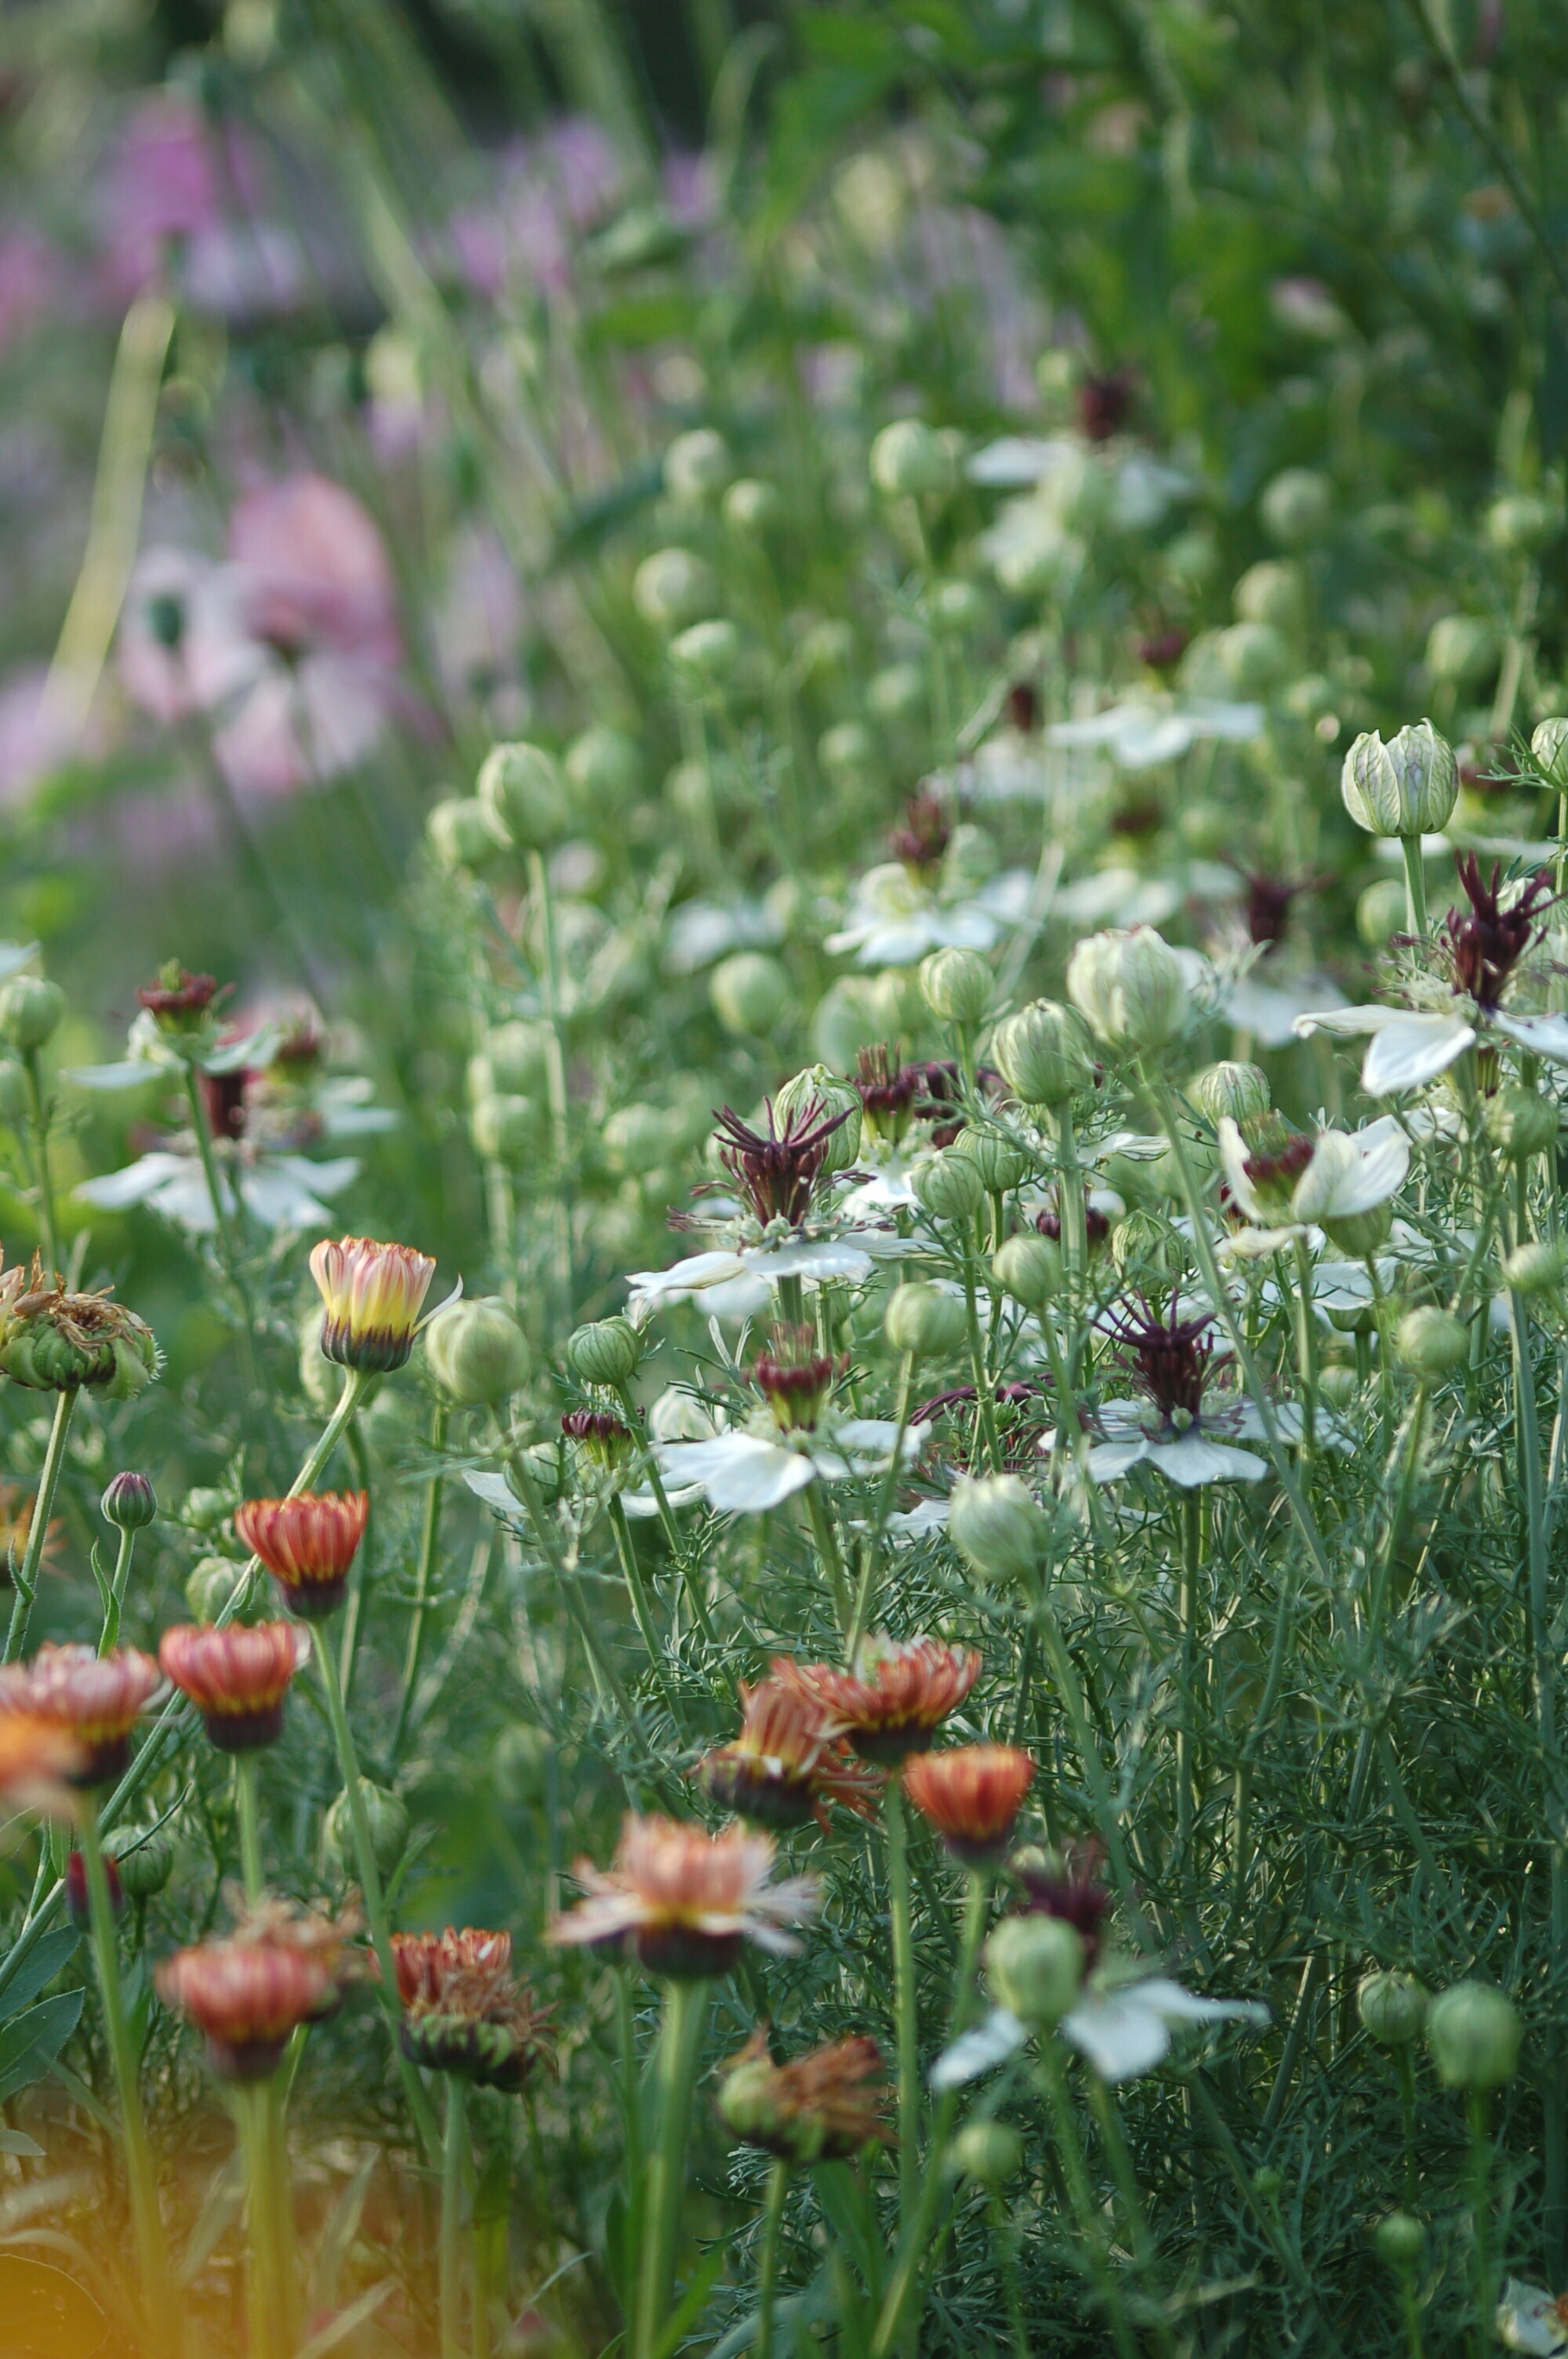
633 547 717 631
912 1150 986 1224
985 1915 1084 2029
870 418 954 499
1216 620 1290 695
1425 1981 1521 2090
722 478 783 534
1486 1086 1559 1161
1530 717 1568 788
951 1126 1030 1193
428 796 495 874
1189 1061 1271 1125
883 1281 967 1360
868 664 927 725
949 1473 1050 1587
949 2120 1023 2186
564 725 641 812
1357 1969 1429 2048
1373 2212 1426 2270
663 427 732 503
324 1779 409 1880
481 1020 551 1099
1396 1306 1469 1379
1260 467 1332 547
183 1488 230 1533
1067 926 1189 1052
1357 878 1409 951
772 1067 862 1175
992 1233 1063 1309
186 1555 243 1625
990 1001 1094 1109
1341 721 1457 838
931 580 988 634
920 948 992 1029
1321 1201 1394 1257
670 618 742 689
818 721 877 787
564 1316 642 1388
1250 2166 1284 2202
470 1094 538 1165
0 976 64 1053
1504 1238 1567 1296
1318 1365 1359 1409
1233 559 1305 634
477 742 569 851
114 1823 176 1900
604 1103 673 1176
425 1298 531 1405
710 952 791 1037
1109 1209 1185 1287
1425 612 1497 687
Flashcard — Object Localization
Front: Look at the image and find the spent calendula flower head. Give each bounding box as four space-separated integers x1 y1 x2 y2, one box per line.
308 1235 437 1374
696 1677 883 1830
549 1812 820 1979
0 1259 159 1400
392 1927 554 2092
717 2028 892 2164
234 1489 368 1618
158 1621 310 1751
778 1637 982 1765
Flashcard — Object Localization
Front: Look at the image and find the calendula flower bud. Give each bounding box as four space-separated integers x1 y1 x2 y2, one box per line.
912 1150 986 1224
565 725 641 811
670 618 741 689
883 1281 967 1360
990 1001 1094 1108
565 1316 641 1388
1189 1061 1271 1125
0 976 64 1054
1373 2212 1426 2270
920 948 992 1028
426 1298 531 1405
1340 721 1457 838
1425 1981 1522 2090
949 2119 1023 2186
427 798 495 873
477 742 569 851
773 1068 862 1175
1425 613 1497 686
985 1914 1084 2028
1530 717 1568 788
949 1474 1050 1587
324 1778 408 1879
101 1471 157 1532
0 1268 159 1400
1504 1239 1567 1296
1067 926 1190 1053
951 1126 1030 1192
992 1233 1063 1309
663 427 731 503
1260 467 1331 547
723 478 783 534
1358 1968 1429 2048
633 547 717 631
115 1823 175 1900
1486 1087 1560 1161
711 952 791 1037
1396 1306 1469 1379
870 419 954 499
310 1237 436 1375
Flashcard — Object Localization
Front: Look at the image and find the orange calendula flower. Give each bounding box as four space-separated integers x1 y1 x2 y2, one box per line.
391 1927 554 2091
309 1235 437 1374
159 1622 310 1751
777 1637 982 1765
0 1710 83 1824
157 1936 336 2081
902 1743 1035 1864
717 2028 893 2165
697 1676 884 1830
550 1813 820 1981
234 1490 368 1618
2 1644 163 1785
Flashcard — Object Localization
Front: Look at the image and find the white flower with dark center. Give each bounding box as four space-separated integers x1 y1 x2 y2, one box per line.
1083 1298 1312 1486
652 1327 920 1514
1047 696 1263 772
826 860 1032 969
1216 1115 1408 1257
1497 2281 1568 2355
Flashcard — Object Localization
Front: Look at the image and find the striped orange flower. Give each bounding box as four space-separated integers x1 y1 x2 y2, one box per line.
777 1637 982 1765
550 1814 820 1981
157 1937 336 2081
697 1677 883 1830
234 1490 368 1618
309 1236 436 1374
902 1744 1035 1863
2 1644 163 1784
159 1622 310 1750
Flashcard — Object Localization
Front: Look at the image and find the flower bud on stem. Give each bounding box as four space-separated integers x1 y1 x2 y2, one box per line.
81 1804 173 2346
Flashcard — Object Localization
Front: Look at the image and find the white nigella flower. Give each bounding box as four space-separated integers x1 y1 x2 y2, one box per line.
652 1326 920 1514
1047 695 1263 772
663 896 784 976
826 858 1032 968
1082 1297 1313 1486
935 1976 1269 2088
1216 1114 1409 1256
76 1147 360 1236
1295 856 1568 1093
1497 2281 1568 2354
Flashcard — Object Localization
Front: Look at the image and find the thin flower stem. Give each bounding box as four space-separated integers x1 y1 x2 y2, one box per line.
1398 2259 1428 2359
392 1398 447 1764
81 1805 172 2346
1033 1601 1142 1932
608 1492 686 1729
989 2188 1030 2359
236 2085 284 2359
755 2155 789 2359
235 1753 265 1907
961 1252 1004 1474
1468 2090 1495 2359
1396 2045 1418 2209
1399 834 1428 937
22 1047 59 1278
441 2076 467 2359
1178 1491 1201 1893
1033 2043 1142 2359
526 847 575 1332
804 1481 852 1633
4 1387 76 1663
848 1352 915 1659
884 1783 922 2248
505 1443 641 1725
98 1525 137 1656
181 1064 260 1398
1055 1103 1088 1289
634 1976 707 2359
1082 2072 1178 2359
1290 1235 1319 1456
614 1377 716 1641
313 1627 441 2161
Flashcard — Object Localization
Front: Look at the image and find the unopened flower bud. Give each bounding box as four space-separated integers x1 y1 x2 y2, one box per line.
633 547 717 632
992 1233 1063 1308
428 798 495 872
949 2120 1023 2185
1321 1201 1394 1257
470 1094 538 1164
1189 1061 1271 1125
1067 926 1190 1052
1504 1239 1567 1297
1486 1087 1559 1161
1260 467 1331 547
1357 1968 1429 2048
186 1555 242 1625
1250 2166 1284 2202
323 1779 408 1880
711 952 791 1038
1340 721 1457 838
773 1068 862 1174
565 725 641 811
985 1914 1084 2028
949 1473 1050 1587
102 1471 157 1532
663 427 731 503
0 976 64 1053
912 1150 986 1225
818 721 875 786
183 1488 230 1534
723 478 783 534
920 948 992 1029
1396 1307 1469 1379
1373 2212 1426 2270
565 1317 642 1388
477 742 569 851
670 618 741 689
67 1848 122 1926
114 1823 175 1900
951 1126 1030 1192
1109 1209 1184 1286
991 1001 1094 1108
1234 560 1305 633
1216 620 1289 696
1531 717 1568 788
425 1299 530 1405
870 419 954 500
883 1282 967 1361
1425 613 1497 686
1425 1980 1521 2090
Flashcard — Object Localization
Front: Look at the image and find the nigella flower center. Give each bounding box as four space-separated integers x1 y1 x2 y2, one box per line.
1243 871 1311 951
713 1096 851 1231
751 1324 840 1432
1445 854 1557 1010
888 790 949 879
855 1044 920 1147
1240 1129 1315 1208
561 1408 635 1470
1105 1296 1218 1424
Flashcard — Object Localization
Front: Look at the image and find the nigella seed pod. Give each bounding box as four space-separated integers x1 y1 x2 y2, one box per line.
949 2120 1023 2186
427 797 497 874
1504 1239 1568 1296
324 1779 409 1878
870 419 954 500
564 1317 641 1388
951 1126 1030 1193
1531 716 1568 787
425 1298 531 1405
883 1282 967 1361
564 725 641 809
476 740 568 851
632 547 717 633
985 1914 1084 2028
663 427 732 505
114 1823 175 1899
1189 1061 1271 1125
911 1150 985 1225
1340 719 1457 838
1425 1981 1522 2089
1357 1969 1429 2048
0 976 64 1054
772 1068 862 1176
990 1001 1094 1109
710 952 791 1038
101 1471 157 1532
920 947 992 1028
1395 1307 1469 1379
948 1474 1050 1588
1373 2213 1426 2270
1066 926 1189 1053
1485 1086 1559 1161
992 1234 1063 1310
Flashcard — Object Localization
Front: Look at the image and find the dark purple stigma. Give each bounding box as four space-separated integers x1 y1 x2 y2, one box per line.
1445 854 1558 1010
713 1095 852 1230
1103 1292 1218 1422
1018 1845 1112 1968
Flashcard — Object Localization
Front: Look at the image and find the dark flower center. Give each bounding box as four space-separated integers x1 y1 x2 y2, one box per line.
1078 367 1134 442
1445 854 1557 1010
1104 1294 1218 1422
888 790 950 878
752 1324 840 1430
713 1096 851 1230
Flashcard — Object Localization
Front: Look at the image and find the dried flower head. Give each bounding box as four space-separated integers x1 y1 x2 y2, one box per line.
778 1637 982 1765
234 1490 368 1618
309 1236 437 1374
713 1097 852 1231
157 1936 336 2080
697 1677 884 1830
902 1744 1035 1863
0 1259 160 1400
158 1622 310 1750
391 1927 554 2090
717 2027 893 2165
2 1644 163 1784
549 1813 820 1979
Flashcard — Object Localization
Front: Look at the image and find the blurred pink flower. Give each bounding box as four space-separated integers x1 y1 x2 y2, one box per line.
0 664 109 806
97 92 302 319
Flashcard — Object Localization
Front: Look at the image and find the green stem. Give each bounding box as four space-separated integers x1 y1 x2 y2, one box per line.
1033 2043 1142 2359
1056 1103 1088 1288
1396 2045 1418 2210
23 1047 58 1278
235 2085 283 2359
527 847 574 1331
1291 1235 1319 1456
1083 2074 1178 2359
1468 2090 1494 2359
962 1255 1004 1474
755 2156 789 2359
1033 1601 1142 1925
313 1625 441 2161
1178 1491 1201 1892
505 1443 641 1725
98 1525 136 1656
990 2188 1030 2359
803 1481 852 1633
4 1387 76 1663
848 1354 915 1659
885 1786 920 2239
235 1752 265 1908
609 1492 686 1729
615 1378 716 1641
82 1807 172 2343
1399 834 1428 937
392 1399 447 1763
441 2076 467 2359
634 1977 707 2359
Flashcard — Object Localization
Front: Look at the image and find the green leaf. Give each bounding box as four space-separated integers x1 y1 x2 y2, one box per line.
307 2151 377 2315
0 1929 79 2019
0 1990 85 2103
0 2125 44 2157
294 2279 394 2359
652 2240 728 2359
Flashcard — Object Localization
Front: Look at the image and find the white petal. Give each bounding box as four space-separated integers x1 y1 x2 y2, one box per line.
1362 1015 1474 1096
885 1498 950 1541
65 1060 170 1091
620 1484 704 1518
1291 1003 1407 1041
1216 1118 1263 1222
1152 1434 1269 1485
74 1152 192 1209
0 943 38 982
967 436 1073 487
319 1104 399 1137
269 1153 361 1198
466 1470 521 1516
1060 1992 1174 2081
931 2008 1030 2090
1497 2281 1568 2356
1086 1438 1154 1482
238 1168 334 1230
654 1435 816 1514
703 1275 776 1321
743 1237 874 1282
1494 1012 1568 1067
1334 1128 1410 1212
1131 1977 1270 2029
